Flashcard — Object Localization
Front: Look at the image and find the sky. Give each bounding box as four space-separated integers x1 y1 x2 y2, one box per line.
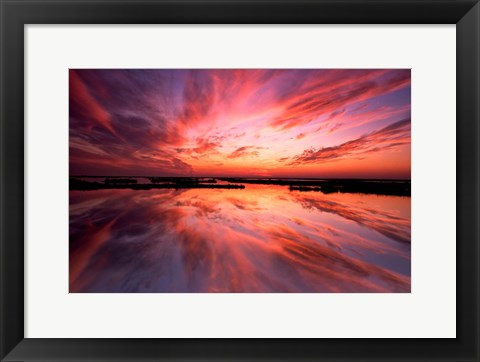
69 69 411 179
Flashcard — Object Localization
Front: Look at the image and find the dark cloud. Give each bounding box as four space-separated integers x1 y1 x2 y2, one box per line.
290 118 411 165
228 146 263 159
270 70 410 131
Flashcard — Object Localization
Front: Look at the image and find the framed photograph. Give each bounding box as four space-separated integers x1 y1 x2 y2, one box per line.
1 0 478 361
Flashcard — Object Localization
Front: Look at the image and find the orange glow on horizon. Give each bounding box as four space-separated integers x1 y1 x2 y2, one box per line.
70 69 411 179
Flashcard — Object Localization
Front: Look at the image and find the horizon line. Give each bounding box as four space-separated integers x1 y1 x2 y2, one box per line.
70 175 411 181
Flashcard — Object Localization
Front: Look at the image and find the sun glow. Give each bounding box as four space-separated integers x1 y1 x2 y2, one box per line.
70 69 410 179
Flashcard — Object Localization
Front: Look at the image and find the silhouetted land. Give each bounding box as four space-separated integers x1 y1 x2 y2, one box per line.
149 177 217 184
70 177 410 196
220 178 411 196
70 178 244 191
104 178 138 184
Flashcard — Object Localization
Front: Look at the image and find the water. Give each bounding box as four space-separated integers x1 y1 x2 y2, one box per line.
69 184 411 293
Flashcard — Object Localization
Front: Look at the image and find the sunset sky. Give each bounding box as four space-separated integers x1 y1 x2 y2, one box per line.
69 69 411 179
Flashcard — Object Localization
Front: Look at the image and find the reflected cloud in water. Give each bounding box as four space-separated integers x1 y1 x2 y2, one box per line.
70 185 410 293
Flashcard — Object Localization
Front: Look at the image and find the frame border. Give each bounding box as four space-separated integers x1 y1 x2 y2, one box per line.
1 0 479 361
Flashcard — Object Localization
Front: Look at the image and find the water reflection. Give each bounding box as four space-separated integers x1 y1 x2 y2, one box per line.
69 185 410 293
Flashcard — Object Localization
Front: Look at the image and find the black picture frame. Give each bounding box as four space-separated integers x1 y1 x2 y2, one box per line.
1 0 479 361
